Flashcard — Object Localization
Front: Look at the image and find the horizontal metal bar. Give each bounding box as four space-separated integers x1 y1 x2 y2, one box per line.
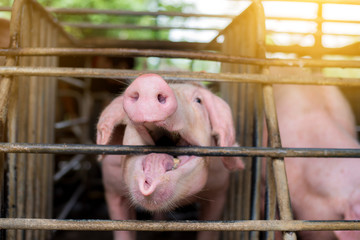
0 67 359 86
55 117 88 129
260 0 360 5
0 218 359 231
0 143 359 158
47 7 236 18
1 48 360 68
79 39 221 50
62 22 222 31
267 30 360 38
266 16 360 25
0 7 11 12
266 44 358 56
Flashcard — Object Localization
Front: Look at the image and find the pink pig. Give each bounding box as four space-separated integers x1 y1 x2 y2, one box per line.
273 84 360 240
97 74 244 240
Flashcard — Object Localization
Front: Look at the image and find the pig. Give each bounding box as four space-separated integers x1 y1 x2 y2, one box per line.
272 83 360 240
96 73 244 240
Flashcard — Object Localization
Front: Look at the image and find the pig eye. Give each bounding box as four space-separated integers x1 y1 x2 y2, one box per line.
195 97 202 104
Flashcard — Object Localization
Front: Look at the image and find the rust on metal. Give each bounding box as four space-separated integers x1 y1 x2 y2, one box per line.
0 142 359 158
0 218 359 232
0 67 360 86
1 48 360 68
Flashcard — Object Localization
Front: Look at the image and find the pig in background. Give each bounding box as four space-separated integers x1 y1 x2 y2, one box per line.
96 74 244 240
267 68 360 240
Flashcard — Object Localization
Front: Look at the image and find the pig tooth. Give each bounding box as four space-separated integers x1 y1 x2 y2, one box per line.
172 158 180 170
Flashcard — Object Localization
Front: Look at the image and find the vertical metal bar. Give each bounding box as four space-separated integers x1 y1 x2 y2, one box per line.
37 15 47 240
249 84 263 240
80 56 93 145
264 156 276 240
25 4 41 240
6 92 18 240
221 23 232 240
47 24 58 226
314 3 323 59
5 0 30 239
242 11 259 240
220 5 264 240
46 20 58 240
263 85 296 240
237 18 247 240
41 20 50 240
233 24 243 240
16 3 32 240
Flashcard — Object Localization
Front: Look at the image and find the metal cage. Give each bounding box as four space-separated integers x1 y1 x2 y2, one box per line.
0 0 359 240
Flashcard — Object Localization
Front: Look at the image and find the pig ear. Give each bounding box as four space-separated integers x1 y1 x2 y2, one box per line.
96 95 127 149
199 88 244 171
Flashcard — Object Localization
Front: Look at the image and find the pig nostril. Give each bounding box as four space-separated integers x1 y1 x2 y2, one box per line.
144 179 151 190
130 92 139 102
157 94 167 104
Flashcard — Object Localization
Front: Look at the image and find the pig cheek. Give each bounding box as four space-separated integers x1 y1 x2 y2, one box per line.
124 157 145 195
177 159 209 198
181 103 212 147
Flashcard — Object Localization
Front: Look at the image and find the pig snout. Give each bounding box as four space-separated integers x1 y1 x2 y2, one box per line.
139 153 174 196
128 153 187 212
123 74 178 123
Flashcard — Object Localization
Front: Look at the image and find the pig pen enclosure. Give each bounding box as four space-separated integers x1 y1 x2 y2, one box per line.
0 0 360 240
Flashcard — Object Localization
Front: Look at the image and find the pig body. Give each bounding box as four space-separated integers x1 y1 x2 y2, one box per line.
273 84 360 240
97 74 244 240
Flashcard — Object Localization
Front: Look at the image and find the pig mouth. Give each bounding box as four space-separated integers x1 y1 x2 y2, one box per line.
144 125 200 170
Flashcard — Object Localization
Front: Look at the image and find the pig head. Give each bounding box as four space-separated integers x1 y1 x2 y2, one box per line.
272 84 360 240
97 74 244 240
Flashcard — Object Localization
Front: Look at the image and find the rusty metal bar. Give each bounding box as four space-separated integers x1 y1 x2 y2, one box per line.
47 7 236 18
267 30 360 37
266 16 360 24
266 44 360 56
79 39 221 50
1 48 360 68
263 85 296 240
250 85 264 240
0 67 360 86
3 0 30 239
265 155 277 240
260 0 360 4
26 5 41 240
0 142 359 158
39 15 47 237
0 218 359 232
62 22 222 31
